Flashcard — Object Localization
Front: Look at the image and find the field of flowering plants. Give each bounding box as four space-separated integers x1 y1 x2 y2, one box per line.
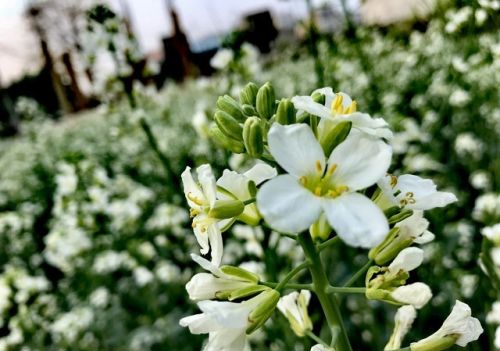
0 1 499 350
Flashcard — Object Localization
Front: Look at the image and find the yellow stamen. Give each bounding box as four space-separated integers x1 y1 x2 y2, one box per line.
328 163 338 176
315 160 323 173
187 192 204 206
314 186 322 196
390 175 398 187
346 101 357 114
299 176 308 186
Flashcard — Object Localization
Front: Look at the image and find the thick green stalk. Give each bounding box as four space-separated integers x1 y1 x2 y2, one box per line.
297 232 352 351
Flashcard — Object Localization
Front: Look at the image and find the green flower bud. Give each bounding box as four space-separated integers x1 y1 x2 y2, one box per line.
275 98 296 125
247 289 280 334
219 265 260 283
243 117 264 158
410 336 458 351
256 82 276 119
309 213 332 241
240 82 259 106
214 110 243 141
242 104 257 116
209 124 244 153
208 199 245 219
228 285 269 301
216 95 245 122
320 121 352 155
368 227 413 266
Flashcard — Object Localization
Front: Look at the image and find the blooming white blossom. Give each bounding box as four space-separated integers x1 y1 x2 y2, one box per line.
277 290 313 337
388 247 424 274
210 49 234 70
377 174 457 210
292 87 392 139
395 211 435 245
180 290 279 351
258 124 391 248
385 305 417 350
390 282 432 309
411 300 483 349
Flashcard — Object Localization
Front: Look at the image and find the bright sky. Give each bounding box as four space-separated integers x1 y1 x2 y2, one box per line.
0 0 357 85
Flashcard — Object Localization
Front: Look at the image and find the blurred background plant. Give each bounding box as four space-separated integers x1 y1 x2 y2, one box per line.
0 0 498 350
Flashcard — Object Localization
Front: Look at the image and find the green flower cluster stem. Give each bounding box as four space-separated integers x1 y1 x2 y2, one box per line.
297 232 353 351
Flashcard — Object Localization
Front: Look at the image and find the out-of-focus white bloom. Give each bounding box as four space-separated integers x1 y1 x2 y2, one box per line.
93 250 137 274
388 247 424 274
90 287 110 308
403 154 444 172
470 171 491 190
478 0 500 10
210 48 234 70
482 223 500 243
192 110 210 139
473 193 500 223
449 89 470 107
55 163 78 196
492 247 500 266
377 174 457 211
459 274 478 299
180 290 279 351
454 133 484 159
155 260 181 283
51 307 94 343
475 9 488 25
133 266 155 286
146 203 188 230
137 242 156 260
185 254 260 301
390 283 432 309
311 344 335 351
385 305 417 350
411 300 483 349
277 290 313 337
258 124 391 248
445 7 473 33
292 88 392 139
496 327 500 349
0 278 12 324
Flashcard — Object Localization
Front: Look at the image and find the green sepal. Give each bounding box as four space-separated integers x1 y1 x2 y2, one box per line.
214 110 243 141
208 199 245 219
240 82 259 106
243 117 264 158
246 289 280 334
411 336 458 351
388 209 413 224
219 265 260 283
217 95 245 122
320 121 352 156
275 98 296 125
209 124 244 153
242 104 257 116
383 206 400 218
311 91 326 105
256 82 276 119
228 285 269 301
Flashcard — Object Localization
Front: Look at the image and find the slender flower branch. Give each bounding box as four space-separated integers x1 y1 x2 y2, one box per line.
275 262 310 292
317 236 340 252
260 282 313 291
306 331 330 348
139 117 175 180
242 198 256 205
342 259 373 287
297 232 353 351
326 287 365 294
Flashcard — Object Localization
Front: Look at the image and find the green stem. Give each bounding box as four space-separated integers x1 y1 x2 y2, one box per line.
242 198 256 205
275 262 310 292
317 236 340 252
305 330 329 348
343 259 373 287
326 287 365 294
260 282 313 291
139 117 174 180
297 232 352 351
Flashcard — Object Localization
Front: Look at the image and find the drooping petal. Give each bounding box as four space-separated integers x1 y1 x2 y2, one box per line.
268 124 325 178
291 95 332 120
193 219 210 255
181 166 205 209
257 175 322 234
206 328 247 351
328 132 392 191
396 174 458 210
191 253 223 276
243 163 277 185
343 112 393 139
197 164 217 207
388 247 424 273
208 224 223 267
179 313 219 334
217 169 250 201
322 193 388 248
198 300 251 329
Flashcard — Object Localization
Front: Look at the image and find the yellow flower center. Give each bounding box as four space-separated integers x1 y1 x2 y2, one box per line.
299 162 349 199
331 94 357 115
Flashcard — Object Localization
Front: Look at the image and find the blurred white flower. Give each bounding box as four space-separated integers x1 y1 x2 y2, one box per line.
210 49 234 70
385 305 417 350
277 290 313 337
133 266 154 286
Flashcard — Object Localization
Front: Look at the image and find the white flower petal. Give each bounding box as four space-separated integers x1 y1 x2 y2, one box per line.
268 124 326 178
389 247 424 273
193 221 210 255
391 283 432 309
198 300 251 329
328 132 392 191
396 174 458 210
291 95 332 120
191 253 223 276
257 175 322 234
346 112 393 139
181 166 205 209
197 164 217 207
208 224 223 267
179 313 219 334
323 193 388 248
243 163 277 185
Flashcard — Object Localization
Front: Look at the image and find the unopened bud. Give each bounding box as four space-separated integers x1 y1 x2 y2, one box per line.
228 285 268 301
369 227 413 266
240 82 259 106
209 124 244 153
309 213 332 241
275 98 296 125
242 104 257 116
217 95 245 122
208 199 245 219
214 110 243 141
243 117 264 158
247 289 280 334
219 265 260 283
410 337 457 351
256 82 276 119
320 121 352 155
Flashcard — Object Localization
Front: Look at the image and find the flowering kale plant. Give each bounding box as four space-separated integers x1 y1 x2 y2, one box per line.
179 83 483 350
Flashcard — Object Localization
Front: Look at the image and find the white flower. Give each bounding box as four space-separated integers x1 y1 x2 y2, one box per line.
186 254 260 301
257 124 391 248
388 247 424 274
390 282 432 309
395 211 435 244
486 301 500 324
292 87 392 139
210 48 234 70
182 165 226 266
495 327 500 349
277 290 313 337
377 174 457 210
411 300 483 349
180 290 279 351
385 305 417 350
311 344 335 351
217 163 277 225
